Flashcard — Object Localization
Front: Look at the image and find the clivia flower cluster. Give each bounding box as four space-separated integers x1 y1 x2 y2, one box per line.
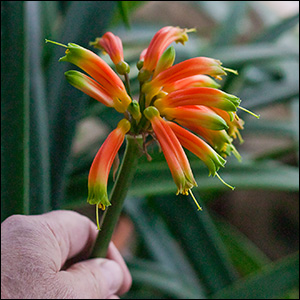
47 26 257 229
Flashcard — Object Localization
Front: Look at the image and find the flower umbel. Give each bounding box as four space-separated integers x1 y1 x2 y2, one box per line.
47 26 258 230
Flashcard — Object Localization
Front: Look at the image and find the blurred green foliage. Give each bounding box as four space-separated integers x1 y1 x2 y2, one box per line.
1 1 299 299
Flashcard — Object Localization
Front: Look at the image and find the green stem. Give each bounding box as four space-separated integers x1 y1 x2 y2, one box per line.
124 73 131 98
91 135 143 258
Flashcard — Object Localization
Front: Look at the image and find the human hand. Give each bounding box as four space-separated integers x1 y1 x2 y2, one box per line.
1 210 132 299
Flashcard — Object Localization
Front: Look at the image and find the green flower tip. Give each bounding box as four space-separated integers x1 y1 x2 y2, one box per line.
87 183 111 207
64 70 91 91
89 37 101 49
226 94 241 107
176 27 197 45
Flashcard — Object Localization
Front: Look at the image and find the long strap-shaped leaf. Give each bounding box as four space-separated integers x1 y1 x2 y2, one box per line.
25 1 51 214
152 194 238 294
125 196 205 293
211 252 299 299
46 1 117 209
1 1 30 221
253 13 299 43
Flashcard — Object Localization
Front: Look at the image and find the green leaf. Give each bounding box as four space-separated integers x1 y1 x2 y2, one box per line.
111 1 146 29
1 1 30 221
202 44 298 67
125 197 205 290
213 215 271 277
253 13 299 43
46 1 117 209
25 1 51 214
117 1 130 28
152 194 238 294
211 252 299 299
243 119 297 138
239 78 299 110
127 259 205 299
211 1 248 47
128 158 299 197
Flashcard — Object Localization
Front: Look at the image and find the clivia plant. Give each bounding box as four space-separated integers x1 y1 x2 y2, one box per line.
46 26 258 257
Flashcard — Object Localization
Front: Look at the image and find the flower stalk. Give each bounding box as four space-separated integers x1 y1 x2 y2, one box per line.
91 135 143 258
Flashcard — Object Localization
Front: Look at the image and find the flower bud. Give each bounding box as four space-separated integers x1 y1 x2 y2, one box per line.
128 100 142 122
153 46 176 77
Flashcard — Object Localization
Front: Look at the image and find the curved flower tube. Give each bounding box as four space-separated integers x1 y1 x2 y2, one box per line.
181 122 241 160
59 43 131 111
142 57 227 103
160 105 229 131
90 32 130 75
155 87 241 112
141 26 194 73
163 74 221 93
87 119 131 222
210 107 245 142
144 106 197 196
167 121 226 176
65 70 122 110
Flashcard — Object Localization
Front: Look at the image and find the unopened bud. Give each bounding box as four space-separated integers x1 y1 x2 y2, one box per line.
144 106 160 120
128 100 142 122
136 60 144 70
138 69 151 83
153 46 175 77
116 61 130 75
117 119 131 133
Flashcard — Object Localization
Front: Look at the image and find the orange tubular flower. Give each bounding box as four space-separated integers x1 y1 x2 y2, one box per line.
181 122 241 161
160 105 229 131
87 119 131 228
144 107 197 197
150 57 227 84
59 43 131 112
155 87 241 112
64 70 116 108
163 75 221 93
142 57 227 103
210 107 245 142
167 121 226 177
142 26 194 73
90 32 130 75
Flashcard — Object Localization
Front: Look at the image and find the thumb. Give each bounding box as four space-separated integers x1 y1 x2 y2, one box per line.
58 258 125 299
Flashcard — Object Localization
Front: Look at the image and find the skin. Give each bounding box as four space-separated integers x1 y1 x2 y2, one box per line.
1 210 132 299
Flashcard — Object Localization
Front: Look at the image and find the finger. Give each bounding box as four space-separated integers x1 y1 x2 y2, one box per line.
106 242 132 295
39 210 98 269
58 258 125 299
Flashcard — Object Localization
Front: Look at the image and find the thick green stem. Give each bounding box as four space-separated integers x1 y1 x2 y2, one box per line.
91 135 143 258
